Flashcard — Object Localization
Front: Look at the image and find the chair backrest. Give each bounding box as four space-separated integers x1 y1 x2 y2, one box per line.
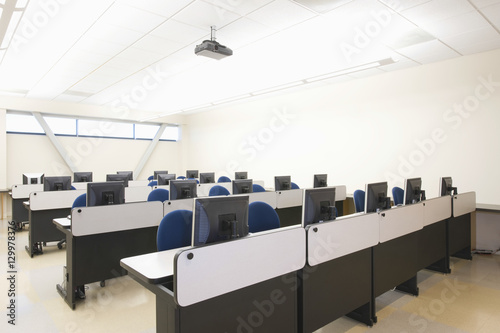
217 176 231 183
209 185 230 196
248 201 280 233
157 210 193 251
291 182 300 189
252 184 266 192
148 188 169 202
188 178 200 184
148 175 154 181
392 187 404 206
177 176 186 180
72 193 87 208
353 190 365 213
148 180 158 187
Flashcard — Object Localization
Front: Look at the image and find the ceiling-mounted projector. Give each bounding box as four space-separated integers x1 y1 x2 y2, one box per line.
195 26 233 60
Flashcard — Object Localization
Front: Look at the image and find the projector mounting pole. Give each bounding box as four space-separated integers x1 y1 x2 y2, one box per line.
210 25 216 41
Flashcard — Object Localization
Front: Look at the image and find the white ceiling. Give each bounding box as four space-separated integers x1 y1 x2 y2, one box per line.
0 0 499 121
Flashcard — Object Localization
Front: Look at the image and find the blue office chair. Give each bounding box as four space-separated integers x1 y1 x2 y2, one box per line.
71 185 76 190
392 187 404 206
248 201 280 233
157 210 193 251
148 188 169 202
291 182 300 189
188 178 200 184
177 176 186 180
148 175 154 181
253 184 266 192
353 190 365 213
148 180 158 187
209 185 230 196
218 176 231 183
58 193 87 249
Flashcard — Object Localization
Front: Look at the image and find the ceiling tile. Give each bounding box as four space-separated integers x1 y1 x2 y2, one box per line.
132 35 183 56
480 3 500 28
117 0 195 18
396 39 460 64
469 0 500 8
217 17 276 49
292 0 354 13
246 0 317 31
418 11 490 39
204 0 274 16
150 19 208 44
173 1 241 30
442 26 500 54
99 3 167 33
401 0 475 25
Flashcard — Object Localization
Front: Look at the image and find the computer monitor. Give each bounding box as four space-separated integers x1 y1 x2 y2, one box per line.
200 172 215 184
313 174 328 188
117 171 133 181
74 172 93 183
23 173 44 184
154 170 168 180
170 180 197 200
365 182 391 213
43 176 72 191
157 173 176 186
87 181 125 206
404 178 426 205
235 171 248 180
232 179 253 194
302 187 336 227
106 174 129 187
439 177 457 196
186 170 199 179
275 176 291 191
192 195 249 246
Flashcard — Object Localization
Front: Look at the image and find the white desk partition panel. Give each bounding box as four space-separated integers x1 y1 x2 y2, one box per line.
276 189 303 208
11 184 43 198
29 190 86 211
174 226 306 307
306 212 379 266
254 180 265 187
71 201 163 236
331 185 347 201
423 196 452 226
163 199 195 215
379 203 424 243
248 191 277 208
125 186 152 203
129 180 149 187
452 192 476 217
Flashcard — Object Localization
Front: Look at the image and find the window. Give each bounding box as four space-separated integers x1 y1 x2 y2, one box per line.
6 113 44 134
135 124 160 139
44 116 77 135
78 119 133 139
161 126 179 141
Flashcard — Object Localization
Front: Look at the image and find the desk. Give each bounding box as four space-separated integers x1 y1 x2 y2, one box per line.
9 184 43 230
448 192 476 260
25 190 85 257
121 226 306 333
55 201 163 309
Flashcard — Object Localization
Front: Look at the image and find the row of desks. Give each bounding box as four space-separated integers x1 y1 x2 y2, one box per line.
120 191 476 333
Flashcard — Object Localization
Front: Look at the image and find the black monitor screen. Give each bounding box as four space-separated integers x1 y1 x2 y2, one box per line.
232 179 253 194
200 172 215 184
154 170 168 180
404 178 425 204
365 182 390 213
106 174 129 187
275 176 291 191
439 177 457 196
117 171 133 181
157 173 176 186
170 180 197 200
23 173 44 184
313 174 328 188
186 170 199 179
87 181 125 206
43 176 72 191
302 187 336 227
74 172 93 183
235 172 248 180
192 196 249 246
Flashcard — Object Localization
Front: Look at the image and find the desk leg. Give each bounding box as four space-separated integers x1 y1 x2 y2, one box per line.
395 276 419 296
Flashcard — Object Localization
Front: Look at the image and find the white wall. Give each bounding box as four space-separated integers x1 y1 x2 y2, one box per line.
184 49 500 205
0 109 6 218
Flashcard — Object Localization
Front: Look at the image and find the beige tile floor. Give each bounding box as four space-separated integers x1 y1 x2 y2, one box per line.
1 217 499 333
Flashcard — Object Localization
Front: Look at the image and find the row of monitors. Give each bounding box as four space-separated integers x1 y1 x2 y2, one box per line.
153 171 248 182
22 172 131 185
